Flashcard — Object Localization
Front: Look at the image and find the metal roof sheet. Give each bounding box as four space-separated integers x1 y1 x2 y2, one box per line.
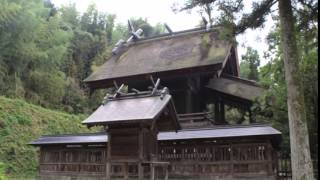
82 94 175 125
206 76 265 101
29 125 281 145
84 29 232 84
158 125 281 141
29 133 107 145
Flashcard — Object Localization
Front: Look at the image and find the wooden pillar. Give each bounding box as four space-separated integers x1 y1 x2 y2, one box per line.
186 89 193 113
38 148 42 175
267 142 273 176
150 164 155 180
214 100 220 123
220 101 225 123
164 166 169 180
138 127 144 180
248 109 256 123
106 163 111 180
138 163 144 180
185 78 195 113
106 134 111 180
230 143 234 177
215 99 226 124
123 163 128 180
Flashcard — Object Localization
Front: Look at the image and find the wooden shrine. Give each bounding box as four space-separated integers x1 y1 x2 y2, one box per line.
30 26 282 180
82 80 180 180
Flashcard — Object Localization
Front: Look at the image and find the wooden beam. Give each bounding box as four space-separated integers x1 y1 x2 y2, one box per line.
124 162 128 180
138 127 144 180
106 134 111 180
220 101 225 123
215 101 220 123
150 163 155 180
138 163 144 180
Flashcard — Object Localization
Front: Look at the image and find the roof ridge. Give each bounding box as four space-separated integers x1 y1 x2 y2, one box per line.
41 132 107 137
128 27 222 47
176 123 272 132
221 74 262 87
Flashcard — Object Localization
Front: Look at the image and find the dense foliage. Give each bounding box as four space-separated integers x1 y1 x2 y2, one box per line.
0 0 164 114
259 13 318 158
0 96 93 178
181 0 318 164
240 47 260 81
0 0 166 177
239 0 318 165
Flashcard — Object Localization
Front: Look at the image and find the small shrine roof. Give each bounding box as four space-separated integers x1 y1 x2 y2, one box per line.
82 88 180 131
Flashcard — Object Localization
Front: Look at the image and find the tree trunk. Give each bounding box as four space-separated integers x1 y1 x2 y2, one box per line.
278 0 315 179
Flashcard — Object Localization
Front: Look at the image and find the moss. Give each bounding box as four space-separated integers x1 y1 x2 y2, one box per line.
199 34 212 60
0 96 93 177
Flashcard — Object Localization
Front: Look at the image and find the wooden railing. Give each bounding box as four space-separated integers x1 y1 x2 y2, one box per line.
159 142 275 177
39 148 106 174
109 161 169 180
277 152 292 180
277 152 318 180
39 163 105 174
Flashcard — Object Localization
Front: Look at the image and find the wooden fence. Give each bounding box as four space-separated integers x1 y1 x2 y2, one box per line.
159 141 276 178
277 152 318 180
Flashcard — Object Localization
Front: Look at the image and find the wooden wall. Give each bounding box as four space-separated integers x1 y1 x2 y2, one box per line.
38 138 278 179
38 145 106 180
158 138 277 179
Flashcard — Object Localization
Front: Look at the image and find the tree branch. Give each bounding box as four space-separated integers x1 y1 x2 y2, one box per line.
235 0 277 34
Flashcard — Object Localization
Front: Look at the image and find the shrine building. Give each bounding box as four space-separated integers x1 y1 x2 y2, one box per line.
30 26 282 180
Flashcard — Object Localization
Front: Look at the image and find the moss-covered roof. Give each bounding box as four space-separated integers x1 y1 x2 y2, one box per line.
206 76 265 101
84 28 233 84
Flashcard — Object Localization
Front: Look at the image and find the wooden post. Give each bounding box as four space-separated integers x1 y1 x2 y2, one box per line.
230 143 234 177
214 101 220 123
124 162 128 180
106 162 111 180
267 142 273 176
138 163 144 180
106 134 111 180
165 166 169 180
186 90 193 113
220 101 225 123
150 163 155 180
249 109 256 123
138 126 144 180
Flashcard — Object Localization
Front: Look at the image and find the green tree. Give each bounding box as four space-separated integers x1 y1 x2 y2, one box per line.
178 0 317 178
240 47 260 81
278 0 315 178
130 18 165 38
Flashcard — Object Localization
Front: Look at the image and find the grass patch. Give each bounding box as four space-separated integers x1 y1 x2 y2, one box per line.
0 96 93 177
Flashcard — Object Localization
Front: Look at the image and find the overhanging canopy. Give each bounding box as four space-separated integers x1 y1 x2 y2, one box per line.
206 75 265 102
28 133 107 145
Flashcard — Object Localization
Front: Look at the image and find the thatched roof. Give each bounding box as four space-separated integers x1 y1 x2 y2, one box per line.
84 28 234 88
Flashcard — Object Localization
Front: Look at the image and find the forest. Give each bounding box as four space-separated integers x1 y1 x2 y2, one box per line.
0 0 318 179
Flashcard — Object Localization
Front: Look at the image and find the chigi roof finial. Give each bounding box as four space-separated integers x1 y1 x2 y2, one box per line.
111 20 144 55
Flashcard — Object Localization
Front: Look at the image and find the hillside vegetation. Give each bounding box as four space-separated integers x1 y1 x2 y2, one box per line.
0 96 92 177
0 0 164 114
